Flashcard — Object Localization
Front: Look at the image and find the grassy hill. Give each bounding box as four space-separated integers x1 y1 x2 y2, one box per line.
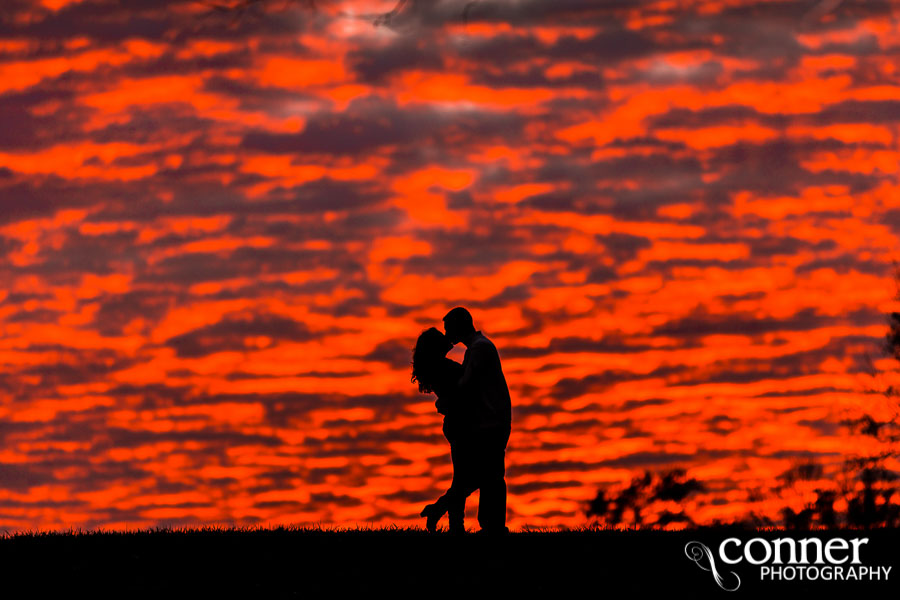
1 524 897 598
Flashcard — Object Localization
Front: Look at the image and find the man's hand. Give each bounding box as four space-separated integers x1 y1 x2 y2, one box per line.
435 397 448 415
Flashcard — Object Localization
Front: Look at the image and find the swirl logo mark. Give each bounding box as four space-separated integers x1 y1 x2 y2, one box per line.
685 540 741 591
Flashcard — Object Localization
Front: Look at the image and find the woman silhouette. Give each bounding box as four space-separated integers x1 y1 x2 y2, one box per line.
411 327 475 534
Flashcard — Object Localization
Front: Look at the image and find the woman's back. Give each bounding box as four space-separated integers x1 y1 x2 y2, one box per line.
431 357 475 440
429 357 461 406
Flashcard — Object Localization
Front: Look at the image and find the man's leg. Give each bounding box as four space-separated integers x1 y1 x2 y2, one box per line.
476 426 510 532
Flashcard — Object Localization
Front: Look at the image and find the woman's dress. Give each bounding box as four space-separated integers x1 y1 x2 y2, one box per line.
427 357 477 531
430 357 475 443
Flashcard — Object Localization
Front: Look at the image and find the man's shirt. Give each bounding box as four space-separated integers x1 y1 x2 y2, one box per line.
457 331 512 430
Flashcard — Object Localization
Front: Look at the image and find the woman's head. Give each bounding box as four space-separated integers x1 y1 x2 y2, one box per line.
410 327 453 393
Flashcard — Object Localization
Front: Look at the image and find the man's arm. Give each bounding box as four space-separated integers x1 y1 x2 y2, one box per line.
456 343 488 393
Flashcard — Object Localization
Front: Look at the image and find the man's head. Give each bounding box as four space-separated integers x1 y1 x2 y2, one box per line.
443 306 476 345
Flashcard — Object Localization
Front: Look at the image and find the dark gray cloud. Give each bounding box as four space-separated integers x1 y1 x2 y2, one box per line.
93 289 174 336
655 306 797 338
796 255 892 276
0 88 83 150
748 237 837 258
661 333 883 387
0 463 76 492
648 100 900 131
164 310 318 357
620 398 671 411
653 306 884 340
346 35 446 83
226 369 369 381
362 338 413 368
242 96 525 158
97 427 285 450
550 369 641 401
510 479 581 494
136 243 358 285
503 334 655 359
15 347 141 389
755 385 849 399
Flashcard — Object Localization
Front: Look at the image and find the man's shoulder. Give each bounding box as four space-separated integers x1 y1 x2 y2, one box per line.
469 334 495 353
473 331 494 345
469 335 501 365
477 333 500 351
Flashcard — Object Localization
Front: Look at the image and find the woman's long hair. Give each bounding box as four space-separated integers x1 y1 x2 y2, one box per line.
411 327 452 394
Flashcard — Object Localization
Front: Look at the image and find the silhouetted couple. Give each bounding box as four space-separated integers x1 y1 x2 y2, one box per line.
411 307 512 535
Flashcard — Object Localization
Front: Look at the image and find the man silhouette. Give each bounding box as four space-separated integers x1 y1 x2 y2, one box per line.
442 306 512 535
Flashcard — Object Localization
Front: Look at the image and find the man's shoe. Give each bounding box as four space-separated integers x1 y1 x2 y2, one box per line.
420 503 442 533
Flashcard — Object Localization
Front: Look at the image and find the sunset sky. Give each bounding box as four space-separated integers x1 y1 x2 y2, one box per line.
1 0 899 532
